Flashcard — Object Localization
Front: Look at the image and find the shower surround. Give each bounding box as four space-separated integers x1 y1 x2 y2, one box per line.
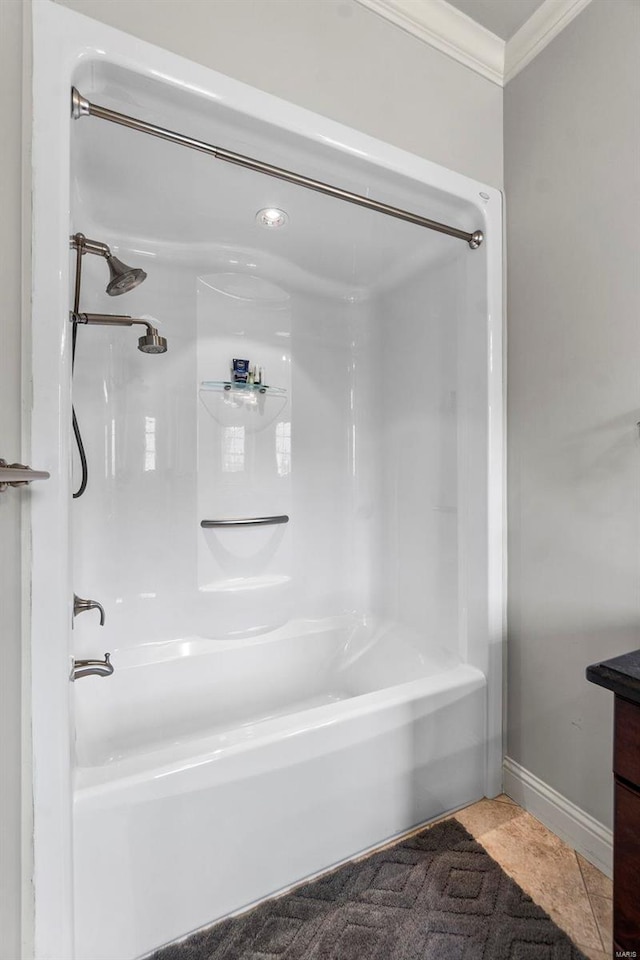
30 5 503 959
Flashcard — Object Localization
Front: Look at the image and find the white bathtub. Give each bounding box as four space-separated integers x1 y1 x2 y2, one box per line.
74 616 462 767
73 617 486 960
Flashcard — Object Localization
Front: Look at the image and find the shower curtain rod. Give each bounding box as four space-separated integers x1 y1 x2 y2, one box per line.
71 88 483 250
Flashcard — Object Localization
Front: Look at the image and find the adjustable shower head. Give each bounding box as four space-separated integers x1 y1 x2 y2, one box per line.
106 254 147 297
70 233 147 297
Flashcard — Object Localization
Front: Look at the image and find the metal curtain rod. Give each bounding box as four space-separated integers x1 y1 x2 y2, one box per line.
71 88 483 249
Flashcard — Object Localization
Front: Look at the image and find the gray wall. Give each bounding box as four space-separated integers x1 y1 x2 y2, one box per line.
0 3 29 959
53 0 503 186
505 0 640 829
1 1 503 955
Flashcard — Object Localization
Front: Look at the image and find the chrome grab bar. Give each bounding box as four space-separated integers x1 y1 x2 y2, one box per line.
71 653 114 681
0 458 50 490
201 515 289 528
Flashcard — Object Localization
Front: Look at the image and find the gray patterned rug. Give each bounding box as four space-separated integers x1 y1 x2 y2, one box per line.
149 818 588 959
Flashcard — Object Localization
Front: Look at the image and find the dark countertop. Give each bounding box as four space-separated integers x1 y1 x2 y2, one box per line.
586 648 640 705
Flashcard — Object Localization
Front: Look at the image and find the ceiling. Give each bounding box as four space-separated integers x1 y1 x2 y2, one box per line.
71 106 466 299
446 0 546 40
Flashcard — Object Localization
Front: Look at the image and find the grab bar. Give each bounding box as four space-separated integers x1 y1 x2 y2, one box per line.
201 515 289 528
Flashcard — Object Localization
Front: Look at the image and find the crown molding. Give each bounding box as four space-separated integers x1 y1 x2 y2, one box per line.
355 0 504 86
355 0 594 87
504 0 593 83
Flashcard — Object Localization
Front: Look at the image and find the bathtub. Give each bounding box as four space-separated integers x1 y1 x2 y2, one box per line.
73 617 486 960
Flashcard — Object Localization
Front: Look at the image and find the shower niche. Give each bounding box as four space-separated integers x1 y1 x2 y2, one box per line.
196 272 293 629
31 14 502 958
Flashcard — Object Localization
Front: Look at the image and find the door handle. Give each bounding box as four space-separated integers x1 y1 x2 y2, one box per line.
0 458 50 491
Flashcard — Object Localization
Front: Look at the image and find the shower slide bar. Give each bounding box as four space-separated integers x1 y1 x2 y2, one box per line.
71 89 483 250
201 516 289 528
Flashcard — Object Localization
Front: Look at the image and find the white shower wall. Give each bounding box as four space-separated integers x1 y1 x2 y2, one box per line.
72 238 470 764
71 253 198 655
374 260 462 646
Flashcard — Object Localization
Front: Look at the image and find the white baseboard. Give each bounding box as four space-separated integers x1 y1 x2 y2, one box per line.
503 757 613 878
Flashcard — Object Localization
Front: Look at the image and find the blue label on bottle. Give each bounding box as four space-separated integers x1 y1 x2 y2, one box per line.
232 359 250 382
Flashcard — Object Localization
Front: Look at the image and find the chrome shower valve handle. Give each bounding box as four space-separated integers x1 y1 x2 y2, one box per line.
73 594 106 626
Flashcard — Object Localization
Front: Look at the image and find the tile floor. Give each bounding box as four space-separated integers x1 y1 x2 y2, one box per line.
447 796 613 959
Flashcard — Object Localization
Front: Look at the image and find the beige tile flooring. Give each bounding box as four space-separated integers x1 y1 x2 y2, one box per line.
447 795 613 959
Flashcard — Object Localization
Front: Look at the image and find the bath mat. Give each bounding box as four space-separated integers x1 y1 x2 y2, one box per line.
149 818 588 959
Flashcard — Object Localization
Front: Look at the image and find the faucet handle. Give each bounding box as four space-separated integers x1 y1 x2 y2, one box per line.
73 594 106 626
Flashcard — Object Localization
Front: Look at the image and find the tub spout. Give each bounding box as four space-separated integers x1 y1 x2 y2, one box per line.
72 653 114 681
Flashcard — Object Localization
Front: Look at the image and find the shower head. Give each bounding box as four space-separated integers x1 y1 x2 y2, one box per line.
138 329 167 354
106 254 147 297
70 233 147 297
72 312 167 354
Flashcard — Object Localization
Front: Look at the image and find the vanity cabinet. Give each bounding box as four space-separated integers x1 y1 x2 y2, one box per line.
587 651 640 954
612 695 640 952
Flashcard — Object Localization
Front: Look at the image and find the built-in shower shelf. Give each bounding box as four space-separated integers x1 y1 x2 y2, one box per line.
198 380 288 431
201 381 287 397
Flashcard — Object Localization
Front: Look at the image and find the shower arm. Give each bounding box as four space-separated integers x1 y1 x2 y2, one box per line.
71 312 157 337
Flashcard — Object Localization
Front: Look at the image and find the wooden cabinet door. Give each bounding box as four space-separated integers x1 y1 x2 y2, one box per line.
614 778 640 950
